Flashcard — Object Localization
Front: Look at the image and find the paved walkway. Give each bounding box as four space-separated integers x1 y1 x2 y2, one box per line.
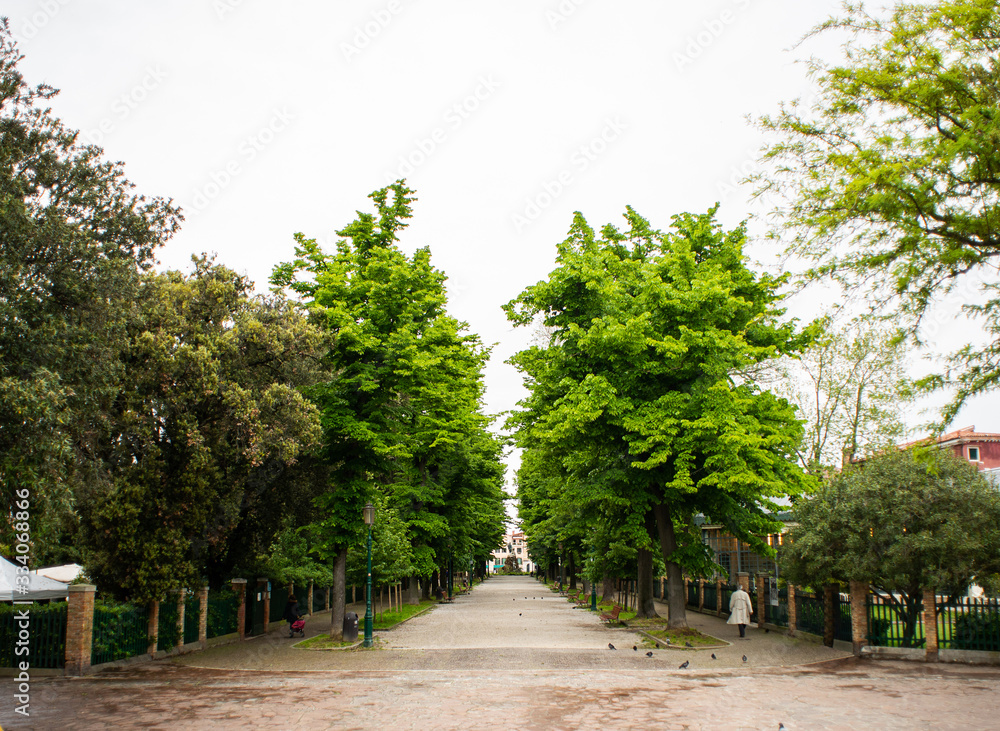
8 576 1000 729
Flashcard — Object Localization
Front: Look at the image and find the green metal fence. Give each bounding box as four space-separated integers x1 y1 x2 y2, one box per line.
720 585 734 616
938 596 1000 652
687 581 698 607
834 592 852 643
207 590 240 638
765 586 789 628
795 592 825 636
294 584 310 611
91 600 149 665
158 598 180 652
313 586 328 612
866 591 925 648
183 593 200 645
0 602 67 669
270 582 290 623
703 583 718 612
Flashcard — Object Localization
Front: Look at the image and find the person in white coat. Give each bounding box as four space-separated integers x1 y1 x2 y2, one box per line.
728 585 754 638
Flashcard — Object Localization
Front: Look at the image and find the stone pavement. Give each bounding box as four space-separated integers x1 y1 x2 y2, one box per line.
7 576 1000 730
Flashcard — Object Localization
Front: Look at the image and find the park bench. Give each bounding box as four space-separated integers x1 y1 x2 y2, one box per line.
599 605 623 624
574 593 591 608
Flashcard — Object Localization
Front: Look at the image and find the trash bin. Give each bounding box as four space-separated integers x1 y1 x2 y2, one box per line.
343 611 359 642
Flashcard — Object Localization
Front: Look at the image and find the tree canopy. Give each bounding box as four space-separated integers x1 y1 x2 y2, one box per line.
781 448 1000 645
754 0 1000 423
507 205 815 626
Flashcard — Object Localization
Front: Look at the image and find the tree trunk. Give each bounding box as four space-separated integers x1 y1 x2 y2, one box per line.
405 575 421 605
635 547 658 618
823 584 836 648
568 553 577 590
329 547 347 639
654 502 688 628
601 574 615 603
421 575 432 600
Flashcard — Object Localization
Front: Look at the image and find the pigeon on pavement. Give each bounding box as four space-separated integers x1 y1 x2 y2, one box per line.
519 613 522 617
608 643 616 650
711 653 717 659
645 651 653 657
632 645 637 651
678 660 689 669
742 654 748 663
684 641 693 648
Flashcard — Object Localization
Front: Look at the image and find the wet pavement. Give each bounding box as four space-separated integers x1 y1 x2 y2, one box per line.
6 576 1000 729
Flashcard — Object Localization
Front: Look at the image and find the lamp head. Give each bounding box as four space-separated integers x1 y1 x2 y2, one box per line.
363 502 376 526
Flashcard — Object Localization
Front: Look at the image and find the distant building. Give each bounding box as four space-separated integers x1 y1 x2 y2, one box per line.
489 530 533 574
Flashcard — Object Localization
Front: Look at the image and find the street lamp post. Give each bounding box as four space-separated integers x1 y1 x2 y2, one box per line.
558 542 564 592
363 502 375 648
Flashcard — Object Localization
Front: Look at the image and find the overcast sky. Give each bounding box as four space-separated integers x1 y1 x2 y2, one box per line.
8 0 996 503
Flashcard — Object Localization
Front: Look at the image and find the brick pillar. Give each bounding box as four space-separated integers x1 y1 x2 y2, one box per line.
231 579 247 640
756 573 767 628
147 600 160 656
259 579 270 634
737 572 749 594
308 581 314 616
198 586 209 648
698 579 705 611
716 578 723 617
65 584 96 676
923 589 938 662
175 589 186 646
684 577 689 605
787 584 797 637
849 580 870 657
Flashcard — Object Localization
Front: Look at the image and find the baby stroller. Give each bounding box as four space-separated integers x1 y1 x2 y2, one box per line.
289 617 306 638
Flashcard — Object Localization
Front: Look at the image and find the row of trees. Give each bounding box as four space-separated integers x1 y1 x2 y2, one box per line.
0 22 507 626
512 0 1000 627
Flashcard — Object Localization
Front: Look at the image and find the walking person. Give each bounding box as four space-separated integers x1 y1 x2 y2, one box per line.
728 584 754 638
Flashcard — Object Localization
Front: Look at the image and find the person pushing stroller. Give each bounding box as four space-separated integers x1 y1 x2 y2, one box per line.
284 597 306 638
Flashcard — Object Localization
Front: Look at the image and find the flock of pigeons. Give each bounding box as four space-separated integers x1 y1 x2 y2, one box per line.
606 642 747 668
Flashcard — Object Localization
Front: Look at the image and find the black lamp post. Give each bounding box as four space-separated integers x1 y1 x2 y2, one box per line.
363 502 375 648
558 541 564 591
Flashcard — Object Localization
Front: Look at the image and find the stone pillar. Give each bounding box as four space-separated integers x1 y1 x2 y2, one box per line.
258 578 270 634
147 600 160 656
231 579 247 640
65 584 96 676
737 572 750 594
756 573 767 628
307 581 314 616
698 579 705 611
923 588 938 662
716 578 723 617
198 586 209 648
849 580 870 657
175 589 186 647
787 584 797 637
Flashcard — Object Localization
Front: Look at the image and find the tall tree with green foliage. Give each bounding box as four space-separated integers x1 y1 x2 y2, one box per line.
0 21 181 561
271 182 506 633
80 258 325 601
506 206 815 626
781 449 1000 647
754 0 1000 424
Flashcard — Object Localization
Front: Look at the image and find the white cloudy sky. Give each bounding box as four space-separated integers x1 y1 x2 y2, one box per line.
8 0 996 497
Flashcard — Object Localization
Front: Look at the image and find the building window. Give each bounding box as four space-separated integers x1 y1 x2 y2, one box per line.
969 446 981 462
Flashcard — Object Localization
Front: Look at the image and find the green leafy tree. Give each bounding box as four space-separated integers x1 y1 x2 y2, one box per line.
80 258 325 601
781 449 1000 647
754 0 1000 424
0 20 180 559
271 182 506 633
506 206 815 627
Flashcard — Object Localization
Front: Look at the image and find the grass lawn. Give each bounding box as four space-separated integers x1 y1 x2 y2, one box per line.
295 635 359 650
641 626 724 646
372 599 435 630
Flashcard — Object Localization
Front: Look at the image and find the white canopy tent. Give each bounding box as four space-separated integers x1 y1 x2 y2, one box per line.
0 556 70 601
